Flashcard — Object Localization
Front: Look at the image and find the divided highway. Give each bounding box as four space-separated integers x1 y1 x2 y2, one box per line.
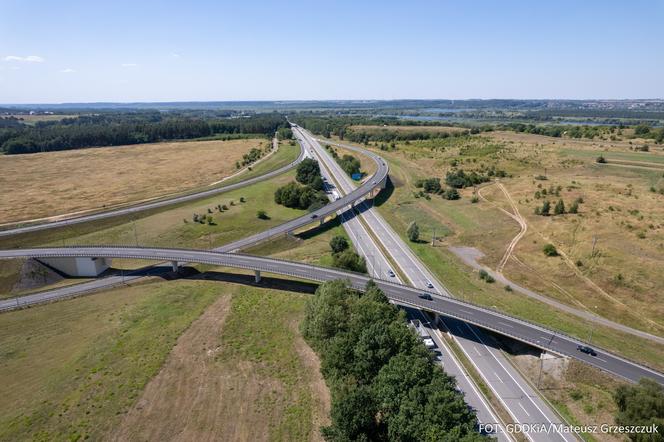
299 129 571 441
1 245 662 388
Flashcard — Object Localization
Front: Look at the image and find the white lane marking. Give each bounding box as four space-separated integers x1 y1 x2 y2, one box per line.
498 321 514 328
459 308 475 315
474 346 482 356
494 371 504 384
518 402 530 417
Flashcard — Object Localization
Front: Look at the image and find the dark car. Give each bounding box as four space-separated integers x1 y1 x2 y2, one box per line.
311 214 318 219
418 293 433 301
577 345 597 356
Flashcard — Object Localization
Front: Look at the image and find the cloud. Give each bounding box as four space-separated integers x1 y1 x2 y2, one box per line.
121 63 138 67
4 55 45 63
171 52 181 58
60 68 76 73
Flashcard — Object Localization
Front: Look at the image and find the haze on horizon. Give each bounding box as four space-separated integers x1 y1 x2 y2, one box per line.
1 0 662 104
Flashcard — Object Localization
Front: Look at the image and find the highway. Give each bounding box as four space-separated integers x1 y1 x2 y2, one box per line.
299 129 572 441
0 137 304 238
1 245 662 389
295 127 512 441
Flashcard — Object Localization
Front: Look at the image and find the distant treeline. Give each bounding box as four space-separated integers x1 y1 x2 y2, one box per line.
0 112 289 154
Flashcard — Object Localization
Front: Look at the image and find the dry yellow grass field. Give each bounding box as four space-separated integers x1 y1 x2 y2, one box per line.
349 124 468 133
351 130 664 335
0 138 267 224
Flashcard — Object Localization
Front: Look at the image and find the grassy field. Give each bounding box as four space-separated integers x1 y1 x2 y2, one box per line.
348 124 469 135
327 135 664 371
0 280 329 441
0 138 269 224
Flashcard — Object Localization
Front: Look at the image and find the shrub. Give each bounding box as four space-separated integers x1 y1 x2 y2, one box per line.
442 188 460 200
330 235 349 253
543 244 558 256
256 210 269 220
554 199 565 215
471 195 479 203
406 221 420 242
596 155 607 163
504 285 513 292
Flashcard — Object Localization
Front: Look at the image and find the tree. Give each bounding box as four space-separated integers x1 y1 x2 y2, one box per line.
330 235 349 253
614 378 664 442
256 210 269 220
296 158 321 186
332 249 367 273
569 200 579 214
407 221 420 242
543 244 558 256
541 200 551 216
554 199 565 215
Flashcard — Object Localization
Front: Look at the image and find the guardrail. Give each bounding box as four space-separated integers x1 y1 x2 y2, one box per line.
2 244 662 384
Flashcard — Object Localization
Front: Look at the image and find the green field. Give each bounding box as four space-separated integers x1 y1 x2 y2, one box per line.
0 279 328 440
0 280 221 440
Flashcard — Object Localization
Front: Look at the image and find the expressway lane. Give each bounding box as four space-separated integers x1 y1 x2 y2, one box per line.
302 130 573 442
296 128 513 440
0 137 304 238
1 246 661 389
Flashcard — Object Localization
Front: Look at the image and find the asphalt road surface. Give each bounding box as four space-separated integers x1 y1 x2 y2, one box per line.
1 246 661 389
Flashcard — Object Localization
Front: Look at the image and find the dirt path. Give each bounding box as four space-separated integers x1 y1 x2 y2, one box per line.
110 294 234 441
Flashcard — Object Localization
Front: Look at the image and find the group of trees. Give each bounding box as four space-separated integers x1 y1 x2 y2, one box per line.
613 378 664 441
301 280 484 441
534 197 582 216
0 112 290 154
414 176 461 200
236 146 267 169
445 169 492 189
295 158 324 190
274 182 327 211
274 158 329 211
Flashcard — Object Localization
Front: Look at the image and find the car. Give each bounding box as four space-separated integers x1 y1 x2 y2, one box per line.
577 345 597 356
423 338 436 349
418 293 433 301
433 351 444 362
426 281 434 289
387 269 395 277
311 214 318 219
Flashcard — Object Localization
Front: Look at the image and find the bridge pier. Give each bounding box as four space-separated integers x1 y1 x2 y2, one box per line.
39 257 111 277
254 270 261 283
171 260 179 272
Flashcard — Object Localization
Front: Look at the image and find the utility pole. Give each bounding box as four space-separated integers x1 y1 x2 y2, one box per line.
431 228 436 246
537 353 545 389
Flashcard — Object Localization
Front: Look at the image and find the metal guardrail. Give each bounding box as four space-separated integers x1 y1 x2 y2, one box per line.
2 244 662 384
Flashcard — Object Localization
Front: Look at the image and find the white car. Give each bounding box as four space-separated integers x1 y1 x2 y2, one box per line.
387 269 396 277
423 338 436 349
426 281 434 289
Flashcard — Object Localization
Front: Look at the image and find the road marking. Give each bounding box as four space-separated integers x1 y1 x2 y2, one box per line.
498 321 514 328
459 308 475 315
518 402 530 417
474 347 482 356
494 371 504 383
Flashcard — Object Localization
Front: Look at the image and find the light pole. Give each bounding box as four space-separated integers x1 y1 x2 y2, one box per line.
588 305 598 344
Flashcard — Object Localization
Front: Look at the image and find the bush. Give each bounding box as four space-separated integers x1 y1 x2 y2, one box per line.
596 155 607 164
554 199 565 215
256 210 269 220
332 249 367 273
471 195 479 203
442 187 460 200
274 181 327 210
543 244 558 256
614 378 664 440
330 235 349 253
504 285 513 292
296 158 322 186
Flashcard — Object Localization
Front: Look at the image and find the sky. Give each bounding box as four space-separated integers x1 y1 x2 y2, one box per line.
1 0 662 103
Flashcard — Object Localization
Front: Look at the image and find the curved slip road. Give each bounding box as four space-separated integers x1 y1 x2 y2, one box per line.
0 137 305 238
1 245 661 388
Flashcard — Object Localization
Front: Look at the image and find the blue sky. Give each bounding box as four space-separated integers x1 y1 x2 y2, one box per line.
1 0 662 103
